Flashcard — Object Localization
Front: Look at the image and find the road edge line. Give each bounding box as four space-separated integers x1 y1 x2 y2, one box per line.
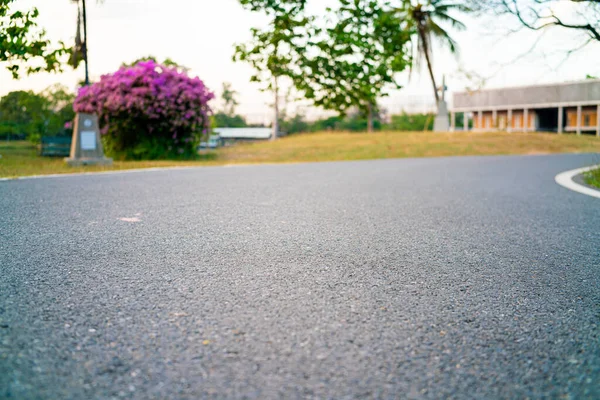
555 166 600 199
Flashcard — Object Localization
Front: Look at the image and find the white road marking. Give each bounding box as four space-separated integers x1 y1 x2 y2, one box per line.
555 166 600 199
118 217 141 223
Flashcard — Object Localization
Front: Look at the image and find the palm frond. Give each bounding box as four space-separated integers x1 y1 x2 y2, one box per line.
431 1 473 14
434 12 467 31
428 20 459 54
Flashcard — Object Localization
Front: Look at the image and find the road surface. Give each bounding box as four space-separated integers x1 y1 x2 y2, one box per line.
1 154 599 399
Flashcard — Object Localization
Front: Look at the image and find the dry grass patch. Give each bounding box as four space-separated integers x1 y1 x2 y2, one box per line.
218 131 600 163
1 131 599 178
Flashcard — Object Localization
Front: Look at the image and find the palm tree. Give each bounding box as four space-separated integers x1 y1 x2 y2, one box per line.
399 0 471 104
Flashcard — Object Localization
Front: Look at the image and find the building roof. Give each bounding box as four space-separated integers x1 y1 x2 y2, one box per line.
214 128 272 140
453 79 600 111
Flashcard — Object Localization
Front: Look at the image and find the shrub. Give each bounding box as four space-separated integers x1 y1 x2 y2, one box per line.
384 113 434 131
73 60 214 160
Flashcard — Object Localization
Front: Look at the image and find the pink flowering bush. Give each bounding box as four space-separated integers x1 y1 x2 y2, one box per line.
74 60 214 160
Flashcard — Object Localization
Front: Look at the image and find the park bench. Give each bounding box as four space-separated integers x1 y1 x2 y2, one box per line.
40 136 72 157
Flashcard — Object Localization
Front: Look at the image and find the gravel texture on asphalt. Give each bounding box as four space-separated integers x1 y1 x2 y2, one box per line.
1 154 599 399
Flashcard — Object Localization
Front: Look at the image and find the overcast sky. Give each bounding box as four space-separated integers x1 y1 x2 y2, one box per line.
2 0 599 122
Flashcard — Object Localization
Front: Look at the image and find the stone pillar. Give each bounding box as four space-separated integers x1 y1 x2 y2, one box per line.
596 105 599 137
464 112 469 132
507 109 513 133
523 109 529 132
478 110 483 131
557 106 563 134
492 110 497 131
450 111 456 132
65 113 113 166
576 105 582 135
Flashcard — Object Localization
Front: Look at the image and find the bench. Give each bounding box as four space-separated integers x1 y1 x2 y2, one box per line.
40 136 72 157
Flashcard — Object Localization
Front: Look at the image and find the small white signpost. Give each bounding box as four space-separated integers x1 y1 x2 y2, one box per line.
65 113 112 166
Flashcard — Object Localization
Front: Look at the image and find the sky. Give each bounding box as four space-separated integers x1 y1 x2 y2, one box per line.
2 0 599 123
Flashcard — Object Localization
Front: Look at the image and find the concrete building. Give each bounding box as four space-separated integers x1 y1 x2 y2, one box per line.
450 79 600 136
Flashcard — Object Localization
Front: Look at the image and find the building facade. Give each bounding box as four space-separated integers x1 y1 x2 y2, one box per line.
450 79 600 136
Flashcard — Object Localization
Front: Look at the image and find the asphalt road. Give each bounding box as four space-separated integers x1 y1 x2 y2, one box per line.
1 154 599 399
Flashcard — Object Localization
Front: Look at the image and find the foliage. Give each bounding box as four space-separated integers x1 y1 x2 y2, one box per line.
73 60 214 160
292 0 412 132
385 112 434 131
212 82 247 127
221 82 239 116
396 0 471 103
278 111 471 134
0 0 70 78
213 113 247 128
279 114 309 134
234 0 308 89
234 0 309 139
0 86 75 141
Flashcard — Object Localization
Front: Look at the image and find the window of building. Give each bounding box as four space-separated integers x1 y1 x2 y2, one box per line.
584 114 591 126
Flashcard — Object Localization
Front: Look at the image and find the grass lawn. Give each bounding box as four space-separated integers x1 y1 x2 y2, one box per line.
1 130 600 179
584 166 600 189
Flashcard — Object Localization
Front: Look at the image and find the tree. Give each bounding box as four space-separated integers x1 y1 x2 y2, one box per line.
471 0 600 50
73 60 214 160
0 0 69 78
233 0 309 140
41 84 76 136
212 82 247 128
213 113 247 128
397 0 471 104
221 82 239 117
0 86 77 141
293 0 412 132
0 91 50 141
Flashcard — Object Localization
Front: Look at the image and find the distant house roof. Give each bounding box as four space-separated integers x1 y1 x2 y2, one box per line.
214 128 272 140
452 79 600 111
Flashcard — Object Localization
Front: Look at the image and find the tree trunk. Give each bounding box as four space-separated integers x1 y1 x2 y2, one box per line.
272 76 279 141
420 29 439 104
367 102 374 133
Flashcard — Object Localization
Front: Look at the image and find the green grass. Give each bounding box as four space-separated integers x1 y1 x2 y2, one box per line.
2 130 600 179
584 166 600 189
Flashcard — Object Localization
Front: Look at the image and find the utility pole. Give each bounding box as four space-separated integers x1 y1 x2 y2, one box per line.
81 0 89 86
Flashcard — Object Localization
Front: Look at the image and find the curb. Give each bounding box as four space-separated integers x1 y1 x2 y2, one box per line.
555 166 600 199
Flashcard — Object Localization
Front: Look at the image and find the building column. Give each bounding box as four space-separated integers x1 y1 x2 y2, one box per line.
596 105 599 137
492 110 498 131
464 112 469 132
576 105 582 135
507 109 513 133
557 106 563 134
478 110 483 131
523 109 529 132
450 111 456 132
